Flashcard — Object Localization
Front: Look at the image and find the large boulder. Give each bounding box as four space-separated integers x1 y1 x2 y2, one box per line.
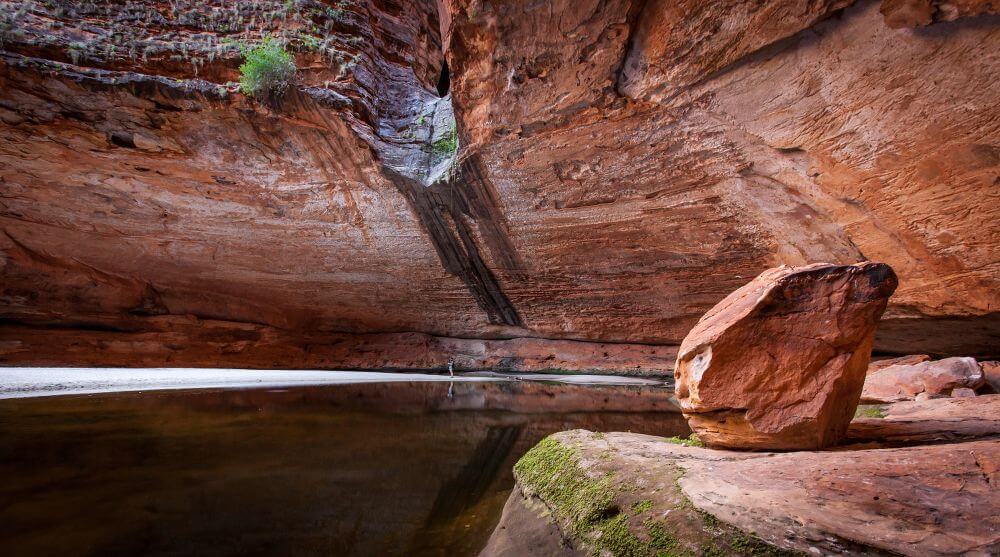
861 357 986 403
674 262 898 450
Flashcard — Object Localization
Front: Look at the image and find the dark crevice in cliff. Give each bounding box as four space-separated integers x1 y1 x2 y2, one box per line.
386 158 524 327
613 0 651 97
436 60 450 96
370 75 525 326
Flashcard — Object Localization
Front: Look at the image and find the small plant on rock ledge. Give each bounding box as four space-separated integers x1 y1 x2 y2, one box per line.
238 36 296 100
432 122 459 157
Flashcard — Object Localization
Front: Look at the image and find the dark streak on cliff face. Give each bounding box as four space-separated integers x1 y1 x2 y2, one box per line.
386 154 524 327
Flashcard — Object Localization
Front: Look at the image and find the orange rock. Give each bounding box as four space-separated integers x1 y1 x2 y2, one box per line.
881 0 999 27
982 361 1000 393
847 393 1000 446
675 262 897 450
868 354 931 375
861 357 986 403
499 428 1000 556
1 0 999 368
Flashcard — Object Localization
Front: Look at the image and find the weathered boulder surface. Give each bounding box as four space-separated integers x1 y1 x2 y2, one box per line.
868 353 931 374
489 429 1000 557
674 262 897 450
982 361 1000 393
847 393 1000 446
861 356 986 402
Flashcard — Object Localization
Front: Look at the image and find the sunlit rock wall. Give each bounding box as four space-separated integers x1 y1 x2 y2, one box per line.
1 0 997 368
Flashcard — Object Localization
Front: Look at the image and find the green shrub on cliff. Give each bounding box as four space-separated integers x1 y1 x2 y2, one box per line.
239 37 296 99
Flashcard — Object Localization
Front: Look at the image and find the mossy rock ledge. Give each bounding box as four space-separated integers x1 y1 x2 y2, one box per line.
479 425 1000 556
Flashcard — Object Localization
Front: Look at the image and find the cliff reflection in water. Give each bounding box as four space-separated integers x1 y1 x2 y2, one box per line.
0 380 688 557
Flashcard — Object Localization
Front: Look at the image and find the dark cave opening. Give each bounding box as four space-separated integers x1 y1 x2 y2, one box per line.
437 60 450 97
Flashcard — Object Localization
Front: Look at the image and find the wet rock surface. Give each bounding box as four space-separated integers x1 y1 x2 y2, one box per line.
1 1 998 367
674 262 897 450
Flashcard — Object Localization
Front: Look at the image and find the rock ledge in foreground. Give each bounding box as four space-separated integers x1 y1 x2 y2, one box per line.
481 432 802 557
483 423 1000 557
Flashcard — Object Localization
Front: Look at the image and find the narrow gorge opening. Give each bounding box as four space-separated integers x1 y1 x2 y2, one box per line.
437 60 450 96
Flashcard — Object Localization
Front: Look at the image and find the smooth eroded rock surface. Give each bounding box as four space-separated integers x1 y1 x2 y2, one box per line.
675 262 897 450
1 0 998 366
861 356 986 402
981 360 1000 393
868 353 931 374
847 393 1000 446
881 0 1000 27
493 429 1000 557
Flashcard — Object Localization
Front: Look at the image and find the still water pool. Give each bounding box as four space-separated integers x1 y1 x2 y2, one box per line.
0 379 688 556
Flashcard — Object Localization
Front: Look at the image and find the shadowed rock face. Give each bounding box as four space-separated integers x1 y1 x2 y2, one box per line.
674 262 898 450
1 0 998 368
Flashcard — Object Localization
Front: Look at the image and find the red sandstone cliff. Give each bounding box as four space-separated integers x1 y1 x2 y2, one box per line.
1 0 997 369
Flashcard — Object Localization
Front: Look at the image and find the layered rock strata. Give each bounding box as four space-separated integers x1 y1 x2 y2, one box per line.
1 0 998 368
861 356 986 402
0 319 677 376
848 394 1000 445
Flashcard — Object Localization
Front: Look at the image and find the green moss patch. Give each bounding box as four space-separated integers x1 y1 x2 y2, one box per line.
431 122 458 157
663 434 705 447
631 499 653 514
514 437 677 555
514 434 806 557
514 436 620 536
854 405 886 419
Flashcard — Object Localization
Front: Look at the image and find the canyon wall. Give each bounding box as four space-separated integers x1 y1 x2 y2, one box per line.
1 0 997 370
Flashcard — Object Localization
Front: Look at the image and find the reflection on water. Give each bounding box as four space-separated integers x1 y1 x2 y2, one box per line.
0 380 688 557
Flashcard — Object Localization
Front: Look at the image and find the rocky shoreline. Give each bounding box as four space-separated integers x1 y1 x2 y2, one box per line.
484 394 999 556
481 263 999 556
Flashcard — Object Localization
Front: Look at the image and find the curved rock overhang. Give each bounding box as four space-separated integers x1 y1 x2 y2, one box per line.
0 0 997 368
